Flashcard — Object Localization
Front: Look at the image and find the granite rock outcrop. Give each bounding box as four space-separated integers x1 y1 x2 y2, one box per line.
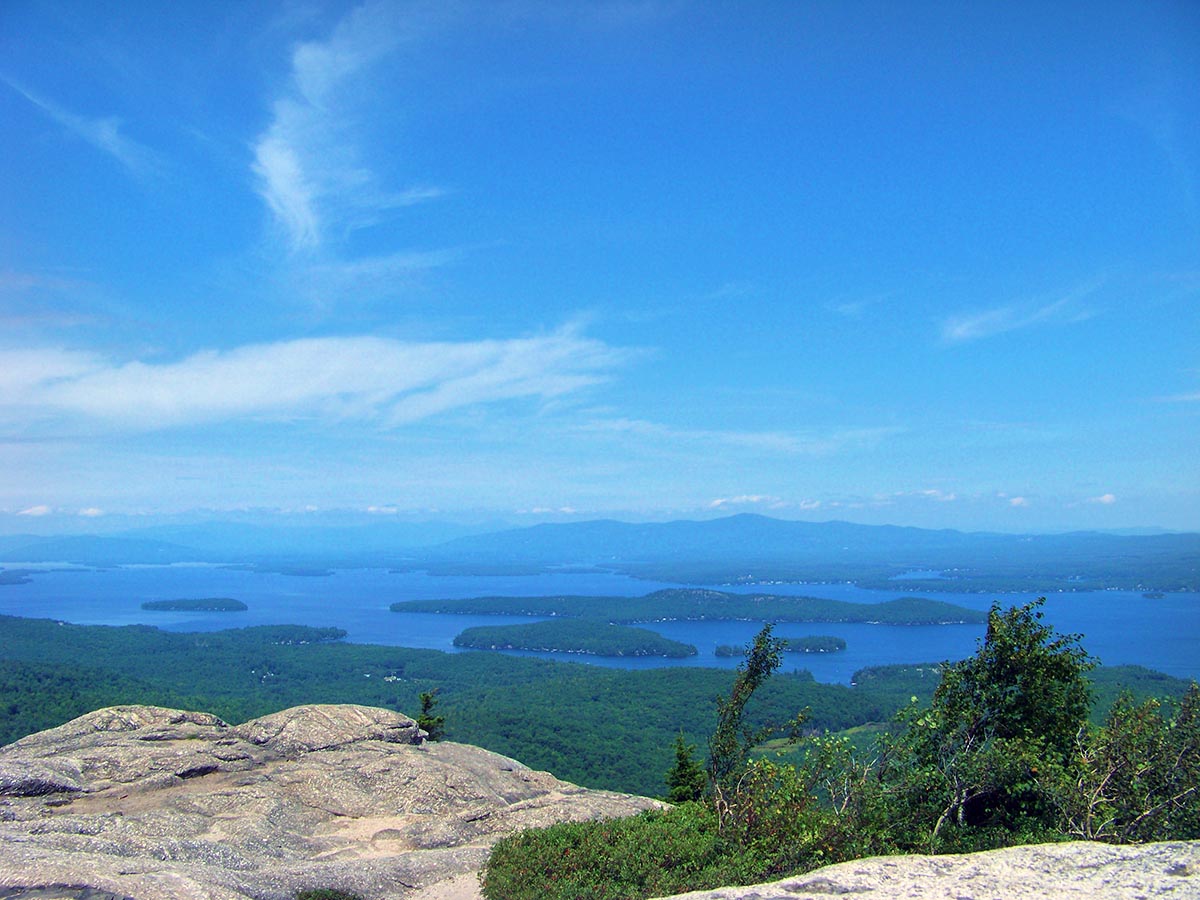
0 704 662 900
650 839 1200 900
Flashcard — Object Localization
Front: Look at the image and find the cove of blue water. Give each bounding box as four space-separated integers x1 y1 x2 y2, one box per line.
1 564 1196 684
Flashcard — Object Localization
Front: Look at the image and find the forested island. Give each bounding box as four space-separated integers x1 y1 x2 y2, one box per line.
453 618 697 658
718 635 847 656
715 633 849 657
0 568 34 585
787 635 846 652
141 598 248 612
394 588 986 625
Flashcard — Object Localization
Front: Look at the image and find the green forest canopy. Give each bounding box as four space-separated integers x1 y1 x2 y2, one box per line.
0 614 1190 798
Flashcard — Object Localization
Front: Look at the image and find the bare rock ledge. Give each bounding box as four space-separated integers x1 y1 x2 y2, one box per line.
0 704 662 900
651 839 1200 900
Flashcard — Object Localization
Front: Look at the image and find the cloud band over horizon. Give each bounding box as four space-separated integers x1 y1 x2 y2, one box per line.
0 329 628 432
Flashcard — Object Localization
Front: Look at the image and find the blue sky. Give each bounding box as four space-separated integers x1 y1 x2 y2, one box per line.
1 0 1197 533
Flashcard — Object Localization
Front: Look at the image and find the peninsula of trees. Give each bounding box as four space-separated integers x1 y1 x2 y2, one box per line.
452 618 697 658
394 589 986 626
141 598 248 612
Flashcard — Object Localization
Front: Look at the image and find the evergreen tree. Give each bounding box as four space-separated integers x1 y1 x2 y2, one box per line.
665 732 707 803
417 689 445 741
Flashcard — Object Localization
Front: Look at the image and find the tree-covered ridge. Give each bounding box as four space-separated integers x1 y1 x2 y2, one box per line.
393 588 986 625
141 597 248 611
453 618 697 658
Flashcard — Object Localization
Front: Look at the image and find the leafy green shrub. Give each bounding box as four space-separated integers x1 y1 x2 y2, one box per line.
878 599 1094 852
717 757 831 874
480 803 774 900
1051 684 1200 842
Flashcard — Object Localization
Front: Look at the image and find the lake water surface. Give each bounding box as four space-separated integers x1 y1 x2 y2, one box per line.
1 563 1196 684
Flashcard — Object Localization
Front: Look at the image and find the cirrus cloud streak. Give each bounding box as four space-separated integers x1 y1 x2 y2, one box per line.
939 282 1100 344
0 329 628 432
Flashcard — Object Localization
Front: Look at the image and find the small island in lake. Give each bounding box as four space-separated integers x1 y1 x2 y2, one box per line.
452 618 698 658
716 635 847 657
141 598 248 612
785 635 847 653
0 568 34 586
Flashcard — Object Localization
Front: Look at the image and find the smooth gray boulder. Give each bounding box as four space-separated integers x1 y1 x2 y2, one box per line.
0 704 662 900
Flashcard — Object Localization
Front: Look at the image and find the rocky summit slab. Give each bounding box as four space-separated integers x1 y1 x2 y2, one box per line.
0 704 662 900
650 839 1200 900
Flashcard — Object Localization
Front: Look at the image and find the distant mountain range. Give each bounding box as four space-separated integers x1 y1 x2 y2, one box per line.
0 519 490 565
0 514 1196 591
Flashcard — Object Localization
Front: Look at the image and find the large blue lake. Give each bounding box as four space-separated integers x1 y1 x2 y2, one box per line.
1 564 1196 684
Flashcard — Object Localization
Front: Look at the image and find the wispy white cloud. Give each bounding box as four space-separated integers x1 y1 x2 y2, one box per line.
940 282 1101 344
1117 77 1198 229
297 248 461 308
1089 493 1117 505
18 504 52 517
0 270 77 294
1157 390 1200 403
2 77 161 178
827 293 889 320
253 125 320 249
252 2 440 252
708 494 784 510
0 348 101 402
0 271 101 330
890 488 958 503
0 328 627 432
580 418 900 456
1008 496 1030 508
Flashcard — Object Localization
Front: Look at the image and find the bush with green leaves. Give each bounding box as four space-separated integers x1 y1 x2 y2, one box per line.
1050 684 1200 842
480 803 766 900
876 599 1096 851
